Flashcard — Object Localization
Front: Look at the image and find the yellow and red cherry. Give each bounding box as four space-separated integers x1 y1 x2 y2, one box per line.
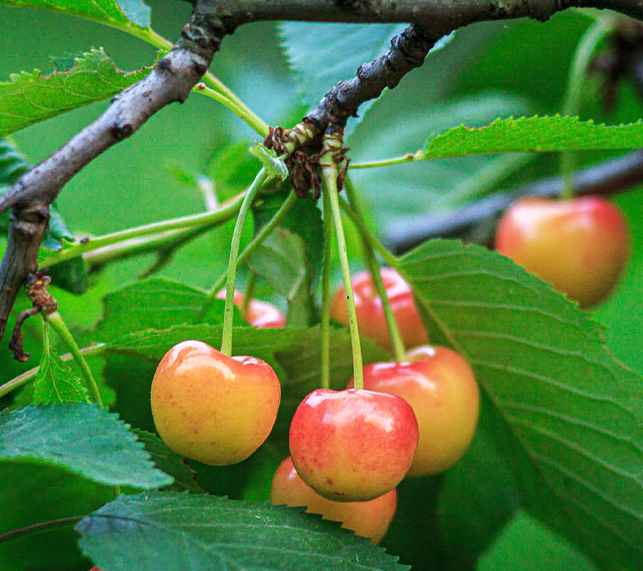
271 457 397 544
216 289 286 328
495 196 628 307
151 340 281 466
351 346 479 476
330 268 427 351
289 388 418 502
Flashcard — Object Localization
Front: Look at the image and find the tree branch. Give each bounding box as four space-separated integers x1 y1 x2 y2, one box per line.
385 150 643 253
3 0 643 348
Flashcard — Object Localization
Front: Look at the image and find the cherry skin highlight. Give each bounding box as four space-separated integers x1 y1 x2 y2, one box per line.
351 346 479 476
289 388 418 502
330 268 428 351
151 340 281 466
271 457 397 544
495 196 628 307
216 289 286 328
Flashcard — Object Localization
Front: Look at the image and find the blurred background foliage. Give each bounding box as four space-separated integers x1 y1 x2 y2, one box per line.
1 4 642 569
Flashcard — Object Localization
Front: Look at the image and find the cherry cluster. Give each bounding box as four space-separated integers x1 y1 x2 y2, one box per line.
150 269 480 544
147 194 629 546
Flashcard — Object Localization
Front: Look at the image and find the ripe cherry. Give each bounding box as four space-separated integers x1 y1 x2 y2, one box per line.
352 346 479 476
289 388 418 502
330 268 428 351
495 196 628 307
216 289 286 328
271 457 397 544
151 340 281 466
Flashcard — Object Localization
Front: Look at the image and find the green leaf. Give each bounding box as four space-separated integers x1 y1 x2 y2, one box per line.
0 0 151 30
0 137 30 186
0 48 156 138
0 405 172 489
0 463 112 571
478 511 599 571
437 398 521 571
93 278 235 342
0 138 76 253
249 228 314 326
253 191 324 290
399 239 643 571
416 115 643 160
279 22 454 132
32 321 89 404
77 492 409 571
133 430 205 493
249 143 288 180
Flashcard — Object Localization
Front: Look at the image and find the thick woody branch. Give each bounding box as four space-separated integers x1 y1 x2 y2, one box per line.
0 0 239 344
385 150 643 253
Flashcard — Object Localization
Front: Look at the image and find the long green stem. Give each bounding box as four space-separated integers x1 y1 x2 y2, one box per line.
139 29 269 137
322 137 364 389
45 311 103 407
320 188 333 390
41 193 245 268
339 198 399 269
200 191 298 317
344 177 406 361
220 169 270 356
350 153 424 170
0 345 106 400
560 18 614 199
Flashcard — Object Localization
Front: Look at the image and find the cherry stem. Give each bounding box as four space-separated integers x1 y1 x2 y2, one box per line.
45 310 103 407
344 177 407 362
220 168 270 356
321 185 334 390
560 17 614 200
241 271 257 319
322 133 364 390
201 190 297 320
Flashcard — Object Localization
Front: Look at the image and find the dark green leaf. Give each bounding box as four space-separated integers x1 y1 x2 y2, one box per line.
437 395 521 571
249 228 314 326
93 278 238 342
0 405 172 489
0 463 111 571
77 493 409 571
133 430 205 493
252 190 324 289
478 511 598 571
32 321 89 404
399 239 643 571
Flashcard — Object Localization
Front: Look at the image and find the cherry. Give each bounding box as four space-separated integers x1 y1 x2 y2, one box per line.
351 346 479 476
330 268 428 351
151 340 281 466
495 196 628 307
289 388 418 502
271 457 397 544
216 289 286 328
